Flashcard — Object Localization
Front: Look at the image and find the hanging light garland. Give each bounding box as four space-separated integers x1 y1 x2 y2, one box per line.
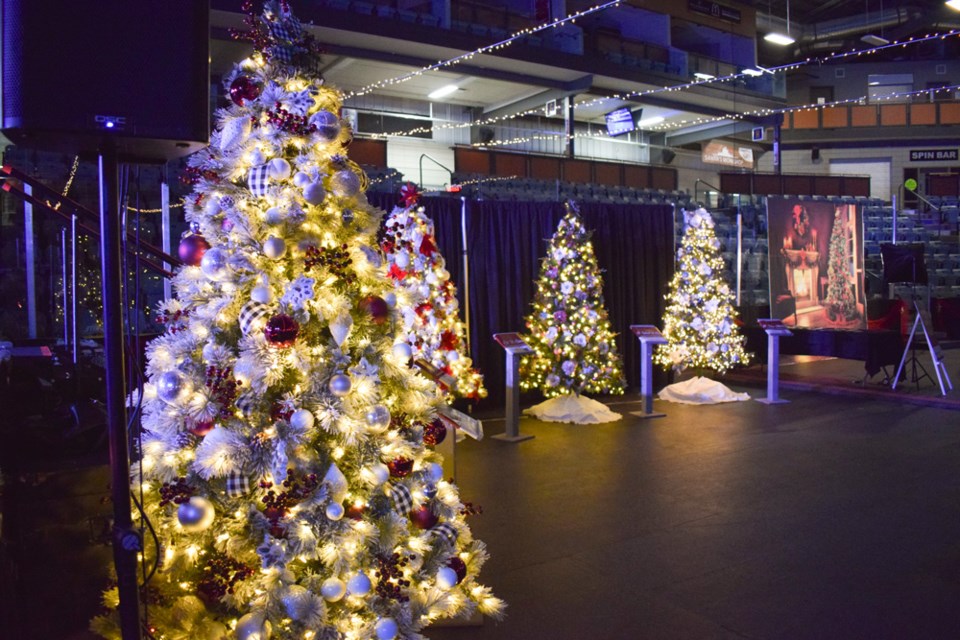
360 28 960 141
344 0 623 98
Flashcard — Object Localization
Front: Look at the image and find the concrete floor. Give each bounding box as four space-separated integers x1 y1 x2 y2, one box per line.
4 365 960 639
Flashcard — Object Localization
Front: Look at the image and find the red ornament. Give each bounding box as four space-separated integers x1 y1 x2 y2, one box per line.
229 75 262 106
387 264 408 281
345 501 366 520
418 235 437 257
446 556 467 584
264 314 300 347
359 295 390 325
409 504 439 530
423 419 447 446
387 457 414 478
187 418 215 437
178 234 210 266
439 330 458 351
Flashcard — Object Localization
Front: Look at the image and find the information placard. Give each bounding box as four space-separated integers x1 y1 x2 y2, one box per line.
758 319 792 336
494 332 534 354
630 325 666 342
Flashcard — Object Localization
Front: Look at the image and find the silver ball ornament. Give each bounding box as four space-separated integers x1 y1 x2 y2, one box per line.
436 566 458 590
303 181 326 205
329 374 351 397
263 236 287 260
177 496 215 532
346 572 372 596
342 208 355 224
281 585 311 621
392 342 412 360
157 370 188 404
264 207 284 226
189 220 202 234
268 157 292 181
310 110 341 142
236 613 272 640
330 170 361 198
365 404 391 431
320 577 346 602
423 483 438 499
325 502 345 521
200 246 231 281
290 409 315 430
375 618 399 640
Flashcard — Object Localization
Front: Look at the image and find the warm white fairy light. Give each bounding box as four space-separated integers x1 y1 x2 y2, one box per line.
345 0 623 98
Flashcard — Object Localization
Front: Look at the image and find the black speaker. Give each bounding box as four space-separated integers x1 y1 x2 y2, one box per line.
661 149 676 164
1 0 209 161
811 146 821 162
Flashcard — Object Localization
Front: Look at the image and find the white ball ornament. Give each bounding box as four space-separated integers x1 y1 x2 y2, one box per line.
346 572 372 596
177 496 215 532
330 170 361 198
157 370 189 404
251 285 273 304
290 409 314 430
236 613 272 640
447 350 460 362
436 566 458 590
282 585 311 620
392 342 412 360
329 374 351 397
263 236 287 260
374 618 399 640
200 246 231 281
395 250 410 269
303 181 326 205
268 157 292 180
383 292 397 308
320 577 346 602
425 271 439 285
325 502 345 521
310 110 341 142
204 197 221 216
293 171 312 188
250 148 267 166
364 463 389 486
426 462 444 483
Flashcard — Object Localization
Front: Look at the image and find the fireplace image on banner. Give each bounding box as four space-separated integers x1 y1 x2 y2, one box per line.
767 197 866 329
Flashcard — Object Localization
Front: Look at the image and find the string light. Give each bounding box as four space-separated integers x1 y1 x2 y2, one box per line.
358 29 960 141
344 0 623 98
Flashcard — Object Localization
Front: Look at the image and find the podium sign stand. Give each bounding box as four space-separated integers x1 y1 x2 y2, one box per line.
756 319 792 404
629 325 667 418
492 333 535 442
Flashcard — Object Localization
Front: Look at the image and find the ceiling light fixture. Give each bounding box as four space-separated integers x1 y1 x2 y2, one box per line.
861 34 889 46
764 0 794 45
635 116 665 129
693 72 715 80
427 84 459 100
947 0 960 11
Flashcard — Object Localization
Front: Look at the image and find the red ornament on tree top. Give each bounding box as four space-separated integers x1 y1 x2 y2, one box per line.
229 75 262 106
400 182 421 207
409 504 439 530
359 295 390 325
178 234 210 267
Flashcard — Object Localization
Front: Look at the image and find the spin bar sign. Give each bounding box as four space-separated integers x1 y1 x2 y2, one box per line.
909 149 958 162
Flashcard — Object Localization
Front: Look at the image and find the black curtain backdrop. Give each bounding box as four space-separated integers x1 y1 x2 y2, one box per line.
366 193 676 409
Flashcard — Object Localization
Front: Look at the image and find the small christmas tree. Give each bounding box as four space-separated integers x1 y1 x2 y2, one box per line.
520 201 625 399
382 185 486 400
824 206 859 321
91 4 502 639
654 207 750 374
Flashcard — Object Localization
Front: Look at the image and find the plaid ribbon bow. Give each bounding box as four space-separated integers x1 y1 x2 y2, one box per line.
226 471 250 497
430 523 458 546
248 164 271 197
388 483 413 516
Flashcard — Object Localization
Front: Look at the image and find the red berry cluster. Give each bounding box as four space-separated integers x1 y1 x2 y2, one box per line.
196 552 255 604
375 552 413 602
266 104 317 135
158 477 194 507
270 403 294 423
260 470 320 536
181 165 221 186
304 244 355 285
205 367 241 419
460 501 484 517
155 308 191 334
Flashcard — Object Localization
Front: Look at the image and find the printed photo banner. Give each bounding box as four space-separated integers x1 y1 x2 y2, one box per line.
766 197 866 330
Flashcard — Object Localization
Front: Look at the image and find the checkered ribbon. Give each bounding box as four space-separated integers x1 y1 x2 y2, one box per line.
226 471 250 497
267 16 302 44
388 483 413 516
248 164 271 197
235 392 257 416
430 523 458 546
239 301 271 335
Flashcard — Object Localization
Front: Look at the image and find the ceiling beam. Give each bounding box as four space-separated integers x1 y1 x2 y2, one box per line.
483 75 594 120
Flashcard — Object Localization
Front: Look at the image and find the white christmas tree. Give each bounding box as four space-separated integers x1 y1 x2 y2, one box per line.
92 4 502 638
654 207 750 375
381 188 486 401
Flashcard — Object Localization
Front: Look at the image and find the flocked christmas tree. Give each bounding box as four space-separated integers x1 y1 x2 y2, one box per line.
381 186 486 401
654 207 750 374
92 4 503 638
824 206 859 321
519 201 624 399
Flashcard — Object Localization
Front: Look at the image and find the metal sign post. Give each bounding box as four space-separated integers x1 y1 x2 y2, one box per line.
629 325 667 418
492 333 535 442
756 319 793 404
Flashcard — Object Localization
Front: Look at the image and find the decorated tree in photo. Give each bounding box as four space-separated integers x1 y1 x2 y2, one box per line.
381 186 486 401
92 4 502 639
519 201 625 399
824 205 859 321
654 207 750 374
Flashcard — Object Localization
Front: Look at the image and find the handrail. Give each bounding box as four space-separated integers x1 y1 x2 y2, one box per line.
419 153 454 190
694 178 721 206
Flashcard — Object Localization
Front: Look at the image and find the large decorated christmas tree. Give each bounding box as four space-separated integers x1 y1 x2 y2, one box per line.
824 206 859 321
654 207 750 374
381 188 486 401
92 4 502 638
519 202 624 400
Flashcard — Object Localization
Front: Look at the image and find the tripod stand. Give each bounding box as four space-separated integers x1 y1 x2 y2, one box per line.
892 299 953 396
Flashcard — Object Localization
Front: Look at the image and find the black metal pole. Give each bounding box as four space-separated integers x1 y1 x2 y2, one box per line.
99 145 142 640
